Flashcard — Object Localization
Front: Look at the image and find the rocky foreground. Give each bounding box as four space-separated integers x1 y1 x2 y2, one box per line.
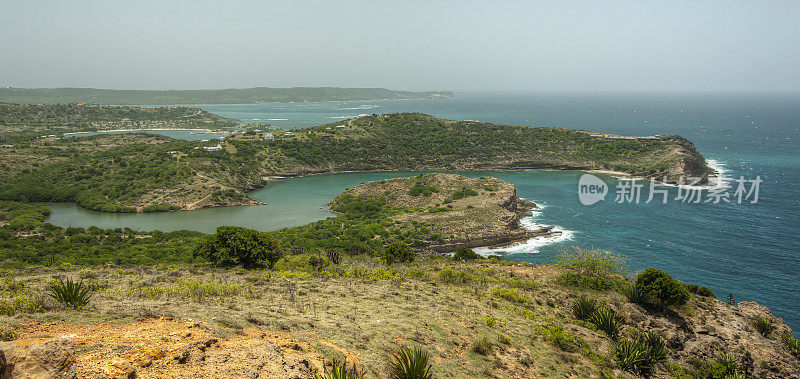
1 260 797 378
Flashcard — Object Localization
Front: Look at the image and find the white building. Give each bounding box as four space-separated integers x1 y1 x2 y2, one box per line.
203 144 223 152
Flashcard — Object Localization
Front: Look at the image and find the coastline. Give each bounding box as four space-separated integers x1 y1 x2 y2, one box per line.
63 128 230 135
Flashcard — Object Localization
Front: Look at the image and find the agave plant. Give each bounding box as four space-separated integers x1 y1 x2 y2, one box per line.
783 333 800 357
716 352 739 376
49 278 92 308
591 307 622 341
389 346 434 379
640 332 668 365
622 281 648 305
571 296 597 321
613 339 649 375
315 358 364 379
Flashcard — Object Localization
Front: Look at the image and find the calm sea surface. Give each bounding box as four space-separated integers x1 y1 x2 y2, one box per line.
48 93 800 328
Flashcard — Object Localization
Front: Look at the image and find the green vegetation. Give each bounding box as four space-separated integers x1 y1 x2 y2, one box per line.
0 112 708 213
590 307 622 341
753 316 775 338
389 346 434 379
407 179 439 197
782 333 800 358
0 87 452 105
382 241 416 264
314 359 364 379
452 247 481 261
687 283 716 298
48 277 93 308
471 336 494 355
636 268 690 310
557 248 627 291
0 102 237 140
613 333 668 376
194 226 284 269
571 296 597 321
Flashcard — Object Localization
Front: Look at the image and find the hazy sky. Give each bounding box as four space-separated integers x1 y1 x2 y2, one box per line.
1 0 799 92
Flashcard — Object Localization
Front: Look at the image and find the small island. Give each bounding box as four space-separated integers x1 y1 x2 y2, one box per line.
332 173 555 252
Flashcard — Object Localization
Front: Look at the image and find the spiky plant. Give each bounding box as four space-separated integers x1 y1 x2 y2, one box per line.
782 333 800 357
753 317 774 338
571 296 597 321
389 346 434 379
48 278 92 308
622 281 648 305
613 339 649 375
591 307 622 341
640 332 668 366
716 352 739 376
315 358 364 379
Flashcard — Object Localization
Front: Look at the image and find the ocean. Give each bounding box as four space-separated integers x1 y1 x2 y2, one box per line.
200 92 800 328
48 92 799 328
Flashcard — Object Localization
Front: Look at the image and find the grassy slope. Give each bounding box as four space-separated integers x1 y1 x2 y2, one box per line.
0 87 453 105
0 112 711 213
0 260 797 378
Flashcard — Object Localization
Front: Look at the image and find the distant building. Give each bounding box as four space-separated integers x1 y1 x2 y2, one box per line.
335 125 346 129
264 133 274 140
203 144 223 152
283 131 295 137
382 112 398 116
319 133 333 138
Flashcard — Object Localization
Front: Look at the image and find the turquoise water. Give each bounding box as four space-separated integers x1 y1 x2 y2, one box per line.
44 93 800 328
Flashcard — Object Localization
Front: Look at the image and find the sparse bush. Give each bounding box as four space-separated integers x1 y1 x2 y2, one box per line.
383 241 416 265
497 332 510 344
482 315 497 327
753 317 774 338
0 324 17 341
687 284 716 298
557 248 627 291
315 358 364 379
48 278 92 308
491 287 530 306
591 307 621 340
389 346 434 379
471 337 494 355
452 247 481 261
635 268 689 309
327 250 342 264
572 296 597 321
537 324 580 352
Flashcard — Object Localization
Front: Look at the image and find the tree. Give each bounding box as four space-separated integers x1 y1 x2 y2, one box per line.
383 241 416 265
194 226 284 269
635 268 690 309
452 247 481 261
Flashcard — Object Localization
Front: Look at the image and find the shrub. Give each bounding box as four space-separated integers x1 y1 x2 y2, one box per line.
687 284 716 298
383 241 416 265
389 346 434 379
481 315 497 327
452 247 481 261
782 333 800 358
471 337 494 355
635 268 690 309
537 324 580 352
491 287 530 305
315 358 364 379
497 332 511 344
0 324 17 341
48 278 92 308
590 307 621 340
557 248 627 291
753 317 774 338
194 226 284 269
571 296 597 321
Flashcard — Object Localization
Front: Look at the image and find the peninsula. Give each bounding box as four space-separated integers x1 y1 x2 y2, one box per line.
0 110 712 213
